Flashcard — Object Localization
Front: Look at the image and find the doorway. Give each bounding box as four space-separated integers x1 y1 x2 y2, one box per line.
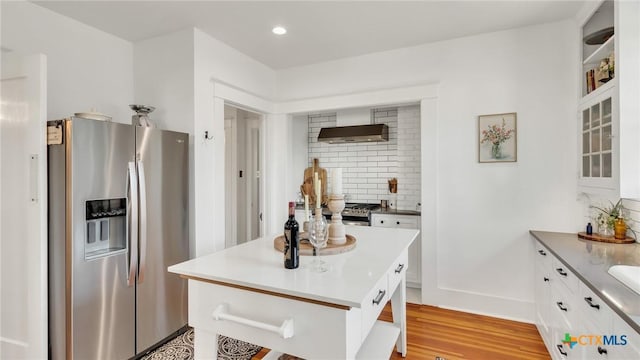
224 105 264 247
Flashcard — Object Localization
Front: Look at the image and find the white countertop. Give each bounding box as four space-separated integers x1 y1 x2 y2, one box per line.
169 226 419 308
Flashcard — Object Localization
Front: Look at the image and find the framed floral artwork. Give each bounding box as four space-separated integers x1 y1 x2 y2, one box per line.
478 112 517 163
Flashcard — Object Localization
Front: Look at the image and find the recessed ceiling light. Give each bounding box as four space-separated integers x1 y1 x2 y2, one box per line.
272 26 287 35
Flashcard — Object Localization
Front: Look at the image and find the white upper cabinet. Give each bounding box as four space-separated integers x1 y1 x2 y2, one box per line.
578 0 617 194
578 84 617 191
577 0 640 198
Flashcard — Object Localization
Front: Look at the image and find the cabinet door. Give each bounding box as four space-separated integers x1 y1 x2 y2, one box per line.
579 88 617 191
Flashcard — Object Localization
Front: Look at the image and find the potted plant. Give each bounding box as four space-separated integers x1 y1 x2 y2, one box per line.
591 199 626 237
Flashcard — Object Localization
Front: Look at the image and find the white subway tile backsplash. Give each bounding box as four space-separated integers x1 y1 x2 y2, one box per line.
622 199 640 242
306 105 421 208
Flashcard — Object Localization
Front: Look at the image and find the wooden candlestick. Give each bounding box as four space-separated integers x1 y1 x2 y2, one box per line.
328 194 346 245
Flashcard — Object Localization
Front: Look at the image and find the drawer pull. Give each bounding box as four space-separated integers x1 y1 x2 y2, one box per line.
556 302 568 312
372 290 386 305
395 264 405 273
556 344 567 356
556 268 568 277
597 346 607 355
538 249 547 256
584 297 600 310
212 303 294 339
543 277 550 282
396 221 400 225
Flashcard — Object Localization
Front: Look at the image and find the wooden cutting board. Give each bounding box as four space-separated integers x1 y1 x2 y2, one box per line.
300 158 327 207
274 234 356 256
577 232 635 244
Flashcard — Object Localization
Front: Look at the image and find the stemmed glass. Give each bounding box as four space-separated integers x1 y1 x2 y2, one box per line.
308 213 329 272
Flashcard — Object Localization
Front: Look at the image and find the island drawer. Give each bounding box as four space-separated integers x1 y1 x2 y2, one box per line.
361 273 389 341
188 279 363 359
387 250 408 293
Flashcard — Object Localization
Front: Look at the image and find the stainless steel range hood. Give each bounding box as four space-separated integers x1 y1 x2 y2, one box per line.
317 124 389 143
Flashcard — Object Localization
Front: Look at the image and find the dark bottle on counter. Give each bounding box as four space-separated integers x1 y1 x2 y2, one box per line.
284 201 299 269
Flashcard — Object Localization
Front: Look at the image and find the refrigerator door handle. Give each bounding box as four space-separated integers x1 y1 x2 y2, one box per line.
127 161 139 287
137 160 147 284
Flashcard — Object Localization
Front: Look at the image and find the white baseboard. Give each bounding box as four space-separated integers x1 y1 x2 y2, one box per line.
406 287 421 304
421 286 535 324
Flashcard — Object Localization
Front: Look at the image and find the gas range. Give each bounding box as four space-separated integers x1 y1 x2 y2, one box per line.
342 203 381 218
319 202 380 225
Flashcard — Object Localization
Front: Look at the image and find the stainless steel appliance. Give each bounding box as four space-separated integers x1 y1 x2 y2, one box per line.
323 203 380 226
47 117 189 359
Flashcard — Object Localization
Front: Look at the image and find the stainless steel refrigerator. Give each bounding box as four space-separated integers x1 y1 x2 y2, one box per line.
47 117 189 359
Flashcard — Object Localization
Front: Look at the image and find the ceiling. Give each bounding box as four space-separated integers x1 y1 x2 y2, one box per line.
32 1 584 70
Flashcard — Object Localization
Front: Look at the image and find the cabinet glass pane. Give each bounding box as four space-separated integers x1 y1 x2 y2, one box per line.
602 97 612 124
591 128 601 152
582 132 590 154
592 155 600 177
602 153 612 177
591 104 600 127
583 109 590 130
602 125 612 151
583 156 590 177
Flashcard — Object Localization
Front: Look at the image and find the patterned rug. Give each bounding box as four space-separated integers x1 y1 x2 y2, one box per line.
142 328 262 360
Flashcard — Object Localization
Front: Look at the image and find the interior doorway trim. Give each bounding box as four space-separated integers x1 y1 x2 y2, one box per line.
213 81 270 248
212 79 275 115
271 82 439 307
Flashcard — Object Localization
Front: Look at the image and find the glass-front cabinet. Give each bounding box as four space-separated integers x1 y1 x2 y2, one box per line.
579 87 617 191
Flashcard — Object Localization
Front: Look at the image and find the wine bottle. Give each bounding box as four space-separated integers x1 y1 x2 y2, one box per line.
284 201 299 269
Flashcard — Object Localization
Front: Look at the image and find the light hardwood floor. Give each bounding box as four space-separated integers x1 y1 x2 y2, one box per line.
253 302 550 360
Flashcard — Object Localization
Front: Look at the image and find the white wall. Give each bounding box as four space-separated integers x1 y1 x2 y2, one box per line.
134 29 194 133
193 29 277 255
1 1 133 123
277 20 583 322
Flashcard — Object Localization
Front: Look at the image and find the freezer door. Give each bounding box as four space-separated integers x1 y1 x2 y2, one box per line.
135 127 189 353
68 118 135 359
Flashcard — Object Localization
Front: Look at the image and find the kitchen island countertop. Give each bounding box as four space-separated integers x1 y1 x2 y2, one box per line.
530 230 640 334
169 225 418 308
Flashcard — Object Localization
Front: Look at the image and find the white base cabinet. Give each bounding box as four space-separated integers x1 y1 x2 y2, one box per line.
371 214 421 288
534 239 640 359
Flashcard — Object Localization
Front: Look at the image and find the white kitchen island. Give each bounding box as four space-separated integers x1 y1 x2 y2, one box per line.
168 225 418 359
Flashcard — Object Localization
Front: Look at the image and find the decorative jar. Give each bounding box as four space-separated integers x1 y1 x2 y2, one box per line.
614 218 627 240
